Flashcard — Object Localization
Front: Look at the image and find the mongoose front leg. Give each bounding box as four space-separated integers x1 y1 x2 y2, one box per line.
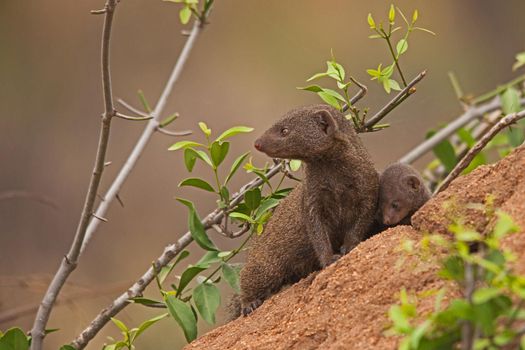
341 211 374 254
308 212 339 267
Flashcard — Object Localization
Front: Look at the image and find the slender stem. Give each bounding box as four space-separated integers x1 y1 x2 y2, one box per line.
436 109 525 193
364 70 426 129
30 1 118 348
472 74 525 105
385 36 407 86
80 4 212 254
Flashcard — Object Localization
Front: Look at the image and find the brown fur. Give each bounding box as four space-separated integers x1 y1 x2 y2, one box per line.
377 163 431 227
238 104 378 317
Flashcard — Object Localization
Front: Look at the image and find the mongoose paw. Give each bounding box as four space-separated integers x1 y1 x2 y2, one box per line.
330 254 342 264
241 299 263 316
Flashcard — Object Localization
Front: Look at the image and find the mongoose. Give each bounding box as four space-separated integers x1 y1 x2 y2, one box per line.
238 104 378 316
377 163 431 227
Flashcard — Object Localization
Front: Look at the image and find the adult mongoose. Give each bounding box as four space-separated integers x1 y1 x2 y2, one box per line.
377 163 431 226
238 104 378 316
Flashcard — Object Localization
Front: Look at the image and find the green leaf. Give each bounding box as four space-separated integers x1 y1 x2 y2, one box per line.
196 251 222 267
59 346 76 350
321 88 346 103
244 188 261 211
137 90 152 113
455 230 482 242
366 68 380 78
255 198 280 220
222 263 241 293
133 313 169 341
306 72 329 82
289 160 302 172
158 250 190 284
178 265 207 295
190 148 213 167
389 79 401 91
225 152 250 184
159 113 178 128
193 283 221 325
176 198 218 251
165 295 197 342
0 328 29 350
456 128 476 147
513 52 525 71
396 39 408 55
412 9 418 23
198 122 211 136
129 297 164 307
472 287 501 304
501 87 520 115
297 85 323 92
317 91 340 109
216 126 254 142
427 130 457 172
168 141 204 151
327 61 345 81
367 13 376 29
410 320 431 348
229 212 254 223
179 6 192 24
183 148 197 172
388 305 412 333
179 178 215 192
210 141 230 167
388 4 395 23
493 211 519 238
111 318 128 334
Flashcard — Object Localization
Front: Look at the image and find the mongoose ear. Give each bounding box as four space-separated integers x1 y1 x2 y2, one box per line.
405 175 420 190
317 110 338 136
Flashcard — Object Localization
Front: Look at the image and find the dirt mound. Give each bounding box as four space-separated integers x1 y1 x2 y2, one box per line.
186 146 525 350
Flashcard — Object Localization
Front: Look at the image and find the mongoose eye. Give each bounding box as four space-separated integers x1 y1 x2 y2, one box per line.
391 202 399 210
280 127 289 136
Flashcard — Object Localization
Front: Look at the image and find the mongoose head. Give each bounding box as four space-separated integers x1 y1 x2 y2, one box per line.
379 163 430 226
254 104 351 161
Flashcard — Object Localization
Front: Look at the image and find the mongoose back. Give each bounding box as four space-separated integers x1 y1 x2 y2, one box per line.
238 104 378 316
377 163 431 226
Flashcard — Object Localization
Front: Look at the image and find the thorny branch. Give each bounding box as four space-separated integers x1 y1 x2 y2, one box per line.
436 108 525 193
30 1 118 348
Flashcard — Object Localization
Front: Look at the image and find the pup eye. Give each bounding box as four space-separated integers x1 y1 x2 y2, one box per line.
281 128 289 136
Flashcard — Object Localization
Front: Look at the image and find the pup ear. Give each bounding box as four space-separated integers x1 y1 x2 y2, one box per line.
404 175 420 190
317 109 339 136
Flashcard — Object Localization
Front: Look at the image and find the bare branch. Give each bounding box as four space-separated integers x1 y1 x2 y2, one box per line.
212 222 250 238
30 1 118 348
80 6 214 255
364 70 427 129
71 163 283 349
399 97 525 164
342 77 368 113
436 109 525 193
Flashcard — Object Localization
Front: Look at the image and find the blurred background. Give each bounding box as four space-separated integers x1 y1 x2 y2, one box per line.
1 0 524 348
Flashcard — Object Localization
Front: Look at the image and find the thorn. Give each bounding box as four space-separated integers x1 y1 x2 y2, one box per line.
92 213 108 223
116 193 125 208
104 161 112 167
90 8 107 15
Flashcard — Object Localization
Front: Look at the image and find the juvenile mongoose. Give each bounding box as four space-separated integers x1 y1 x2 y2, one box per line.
377 163 431 227
238 104 378 316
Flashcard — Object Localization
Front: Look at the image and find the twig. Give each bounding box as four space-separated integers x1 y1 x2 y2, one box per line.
80 6 213 255
436 109 525 194
399 97 525 164
342 77 368 113
156 127 192 137
114 112 153 121
364 70 427 129
71 163 283 349
211 222 250 238
116 98 151 118
461 262 475 350
30 1 118 348
0 190 58 209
